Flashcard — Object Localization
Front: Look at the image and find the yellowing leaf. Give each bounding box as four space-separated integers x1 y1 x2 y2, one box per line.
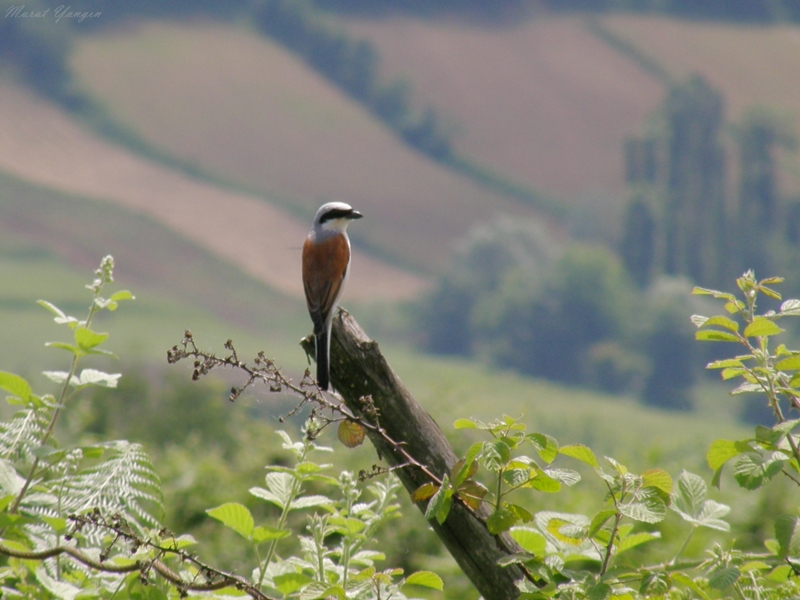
412 482 439 503
338 420 365 448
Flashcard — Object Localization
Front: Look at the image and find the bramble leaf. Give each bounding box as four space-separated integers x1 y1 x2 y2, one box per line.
206 502 254 540
695 330 740 342
743 318 783 338
405 571 444 591
559 444 599 468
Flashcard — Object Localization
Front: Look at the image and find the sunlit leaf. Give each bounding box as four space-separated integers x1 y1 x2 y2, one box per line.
695 330 740 342
559 444 598 468
510 527 547 555
743 318 783 338
642 468 672 494
206 502 254 540
0 372 32 404
700 315 739 332
405 571 444 590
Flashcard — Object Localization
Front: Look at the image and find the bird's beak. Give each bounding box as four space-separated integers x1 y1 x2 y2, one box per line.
350 210 363 220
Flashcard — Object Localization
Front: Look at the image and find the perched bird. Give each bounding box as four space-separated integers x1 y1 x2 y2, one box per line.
302 202 363 390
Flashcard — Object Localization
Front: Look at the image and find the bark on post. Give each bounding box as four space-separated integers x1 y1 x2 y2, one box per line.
301 310 526 600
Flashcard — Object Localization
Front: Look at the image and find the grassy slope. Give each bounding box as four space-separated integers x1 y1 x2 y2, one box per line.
344 14 666 205
600 14 800 193
69 21 548 274
0 170 310 374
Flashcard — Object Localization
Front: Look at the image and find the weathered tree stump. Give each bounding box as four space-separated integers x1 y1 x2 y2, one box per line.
301 309 526 600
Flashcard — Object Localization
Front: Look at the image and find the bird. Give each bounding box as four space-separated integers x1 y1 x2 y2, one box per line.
302 201 363 391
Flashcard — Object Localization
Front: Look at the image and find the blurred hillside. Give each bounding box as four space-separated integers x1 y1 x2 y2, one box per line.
1 0 800 410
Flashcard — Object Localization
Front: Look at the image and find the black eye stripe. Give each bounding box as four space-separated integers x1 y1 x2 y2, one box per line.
319 208 354 223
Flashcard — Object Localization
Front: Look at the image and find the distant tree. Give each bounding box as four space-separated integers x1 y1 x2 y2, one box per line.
661 75 727 285
620 192 657 287
733 107 798 275
419 216 555 356
621 75 728 287
472 244 634 384
640 278 697 411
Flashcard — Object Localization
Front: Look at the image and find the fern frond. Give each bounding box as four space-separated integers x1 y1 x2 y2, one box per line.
0 401 55 466
54 440 164 534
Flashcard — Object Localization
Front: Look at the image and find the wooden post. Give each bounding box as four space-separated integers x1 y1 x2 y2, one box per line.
301 310 526 600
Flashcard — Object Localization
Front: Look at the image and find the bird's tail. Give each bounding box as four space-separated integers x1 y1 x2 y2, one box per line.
315 329 329 391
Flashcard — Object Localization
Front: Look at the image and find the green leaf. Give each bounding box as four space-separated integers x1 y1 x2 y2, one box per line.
743 318 784 338
587 583 611 600
695 330 740 342
707 439 746 471
776 356 800 370
42 371 79 387
451 457 478 487
453 418 478 429
510 527 547 554
110 290 135 302
721 367 748 380
508 503 534 524
589 509 617 538
695 500 731 532
527 433 559 464
482 440 512 471
487 506 519 534
274 573 312 595
670 573 711 599
74 326 109 351
642 468 672 494
671 470 706 518
291 495 333 510
252 525 291 543
206 502 254 540
692 287 732 299
525 469 561 493
775 515 800 559
405 571 444 591
780 299 800 316
45 341 80 355
37 300 81 328
700 315 739 332
619 489 667 524
706 358 745 369
425 478 452 525
775 419 800 437
733 453 784 490
0 459 26 496
542 514 588 546
77 369 121 388
708 566 740 590
559 444 599 468
0 372 32 404
616 531 661 554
